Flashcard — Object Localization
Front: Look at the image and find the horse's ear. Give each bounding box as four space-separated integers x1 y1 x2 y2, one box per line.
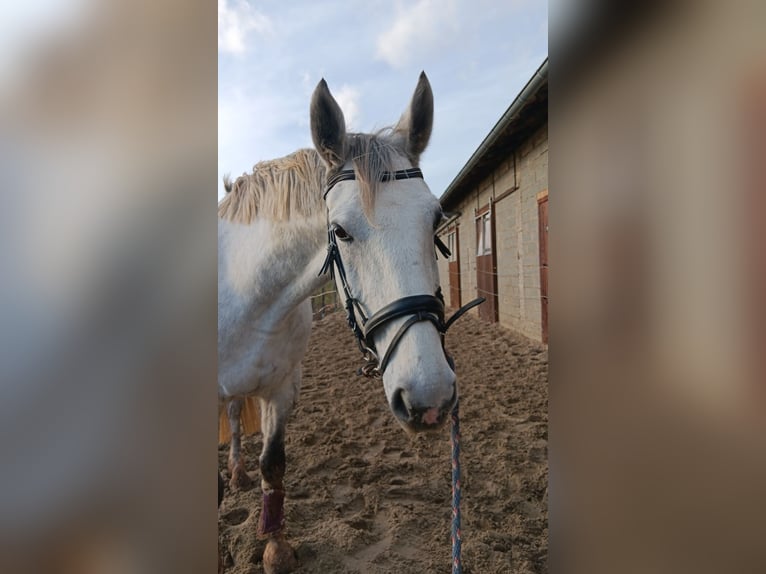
395 71 434 164
310 79 347 169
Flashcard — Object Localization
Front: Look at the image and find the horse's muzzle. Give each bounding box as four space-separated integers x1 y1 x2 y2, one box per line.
390 386 457 432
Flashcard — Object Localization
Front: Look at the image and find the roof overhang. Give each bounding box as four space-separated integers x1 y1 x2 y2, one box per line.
439 58 548 210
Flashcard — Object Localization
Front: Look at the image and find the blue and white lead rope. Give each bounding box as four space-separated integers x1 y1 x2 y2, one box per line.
450 401 463 574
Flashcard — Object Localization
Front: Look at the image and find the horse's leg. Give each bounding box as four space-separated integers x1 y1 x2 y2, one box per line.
258 374 299 574
226 397 253 489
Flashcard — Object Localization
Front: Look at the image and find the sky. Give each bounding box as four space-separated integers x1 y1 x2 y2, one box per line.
218 0 548 200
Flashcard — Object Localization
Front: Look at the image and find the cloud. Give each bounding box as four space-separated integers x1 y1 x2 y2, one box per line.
218 0 272 55
218 81 314 199
333 85 361 130
375 0 459 69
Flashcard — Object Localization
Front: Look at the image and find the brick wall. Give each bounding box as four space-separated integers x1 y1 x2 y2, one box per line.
438 123 548 342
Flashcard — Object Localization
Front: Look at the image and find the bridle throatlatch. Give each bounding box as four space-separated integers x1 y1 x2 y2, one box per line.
318 167 485 378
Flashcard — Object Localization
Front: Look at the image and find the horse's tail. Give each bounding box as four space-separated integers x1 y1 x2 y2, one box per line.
223 173 233 193
218 397 261 445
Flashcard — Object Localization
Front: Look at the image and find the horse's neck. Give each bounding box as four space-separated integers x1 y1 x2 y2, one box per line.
218 215 327 327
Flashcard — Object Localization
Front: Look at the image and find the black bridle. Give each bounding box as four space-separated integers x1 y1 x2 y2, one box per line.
319 167 484 378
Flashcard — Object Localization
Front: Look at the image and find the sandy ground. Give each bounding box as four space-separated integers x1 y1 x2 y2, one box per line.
219 310 548 573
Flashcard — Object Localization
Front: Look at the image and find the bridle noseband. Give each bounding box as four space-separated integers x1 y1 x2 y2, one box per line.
319 167 484 378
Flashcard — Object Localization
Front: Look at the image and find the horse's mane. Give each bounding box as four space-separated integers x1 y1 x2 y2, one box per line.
219 148 326 224
218 130 407 224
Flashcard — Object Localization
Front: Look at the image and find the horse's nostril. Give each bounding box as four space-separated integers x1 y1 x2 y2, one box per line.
390 388 411 421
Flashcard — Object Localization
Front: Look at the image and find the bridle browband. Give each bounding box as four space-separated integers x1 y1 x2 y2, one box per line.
323 167 425 200
319 167 484 378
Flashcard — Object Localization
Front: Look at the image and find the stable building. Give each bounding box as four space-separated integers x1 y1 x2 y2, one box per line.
437 59 548 343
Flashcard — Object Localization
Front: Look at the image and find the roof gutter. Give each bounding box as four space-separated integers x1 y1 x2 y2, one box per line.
439 58 548 207
436 211 461 235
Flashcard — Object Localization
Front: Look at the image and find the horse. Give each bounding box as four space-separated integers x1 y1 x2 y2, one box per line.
218 73 468 574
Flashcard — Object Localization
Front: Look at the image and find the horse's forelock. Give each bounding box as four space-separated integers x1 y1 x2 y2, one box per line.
342 130 408 220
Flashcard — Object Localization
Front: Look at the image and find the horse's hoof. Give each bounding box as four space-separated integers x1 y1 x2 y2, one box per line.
263 536 298 574
229 464 253 489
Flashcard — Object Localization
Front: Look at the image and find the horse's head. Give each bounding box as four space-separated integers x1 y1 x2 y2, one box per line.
310 73 456 434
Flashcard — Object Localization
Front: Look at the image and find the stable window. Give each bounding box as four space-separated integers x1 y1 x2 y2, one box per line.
476 212 492 255
447 230 457 262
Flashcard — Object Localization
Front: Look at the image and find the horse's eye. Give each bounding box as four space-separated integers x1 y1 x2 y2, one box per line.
333 225 352 242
